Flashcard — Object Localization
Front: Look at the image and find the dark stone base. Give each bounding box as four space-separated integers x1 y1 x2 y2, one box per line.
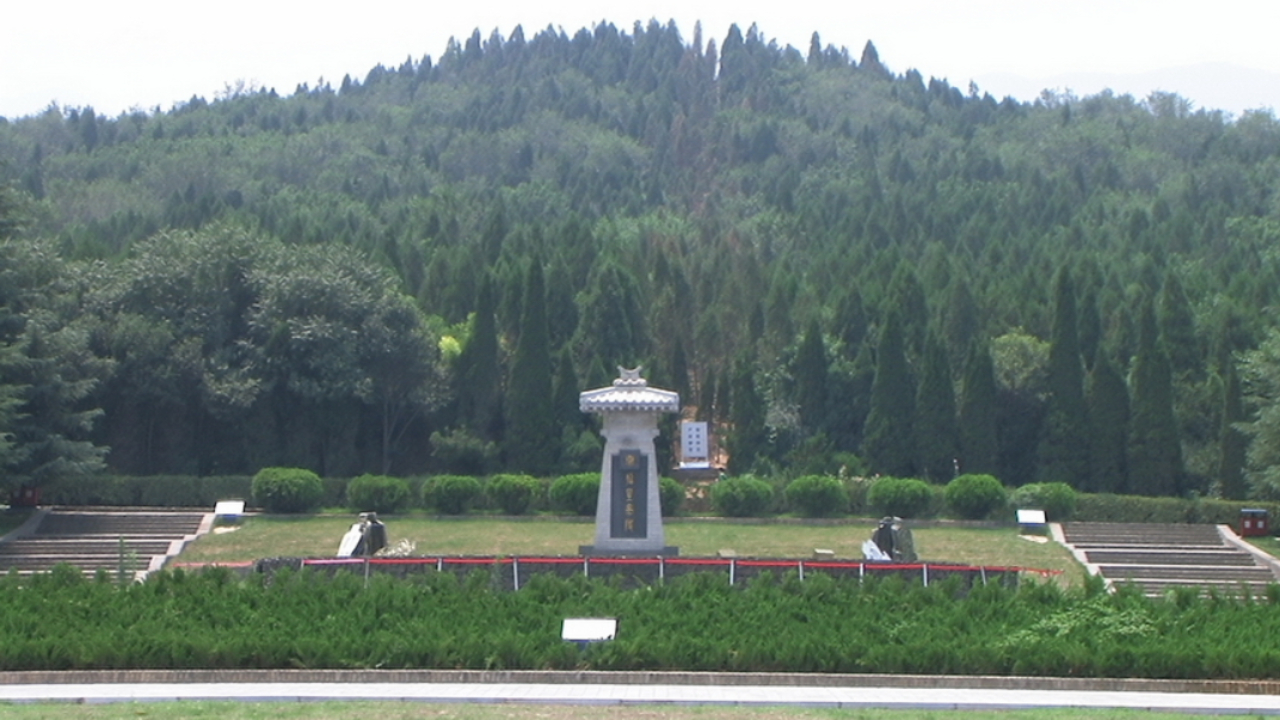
578 545 680 557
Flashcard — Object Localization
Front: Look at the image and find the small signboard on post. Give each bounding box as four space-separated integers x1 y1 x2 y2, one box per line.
680 421 710 469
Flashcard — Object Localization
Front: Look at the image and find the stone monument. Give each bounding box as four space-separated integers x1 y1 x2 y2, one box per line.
578 367 680 556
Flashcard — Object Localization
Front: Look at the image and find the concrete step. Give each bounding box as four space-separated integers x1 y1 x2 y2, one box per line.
1083 550 1257 566
0 509 212 580
33 513 204 537
0 539 174 556
0 556 152 571
1099 564 1276 581
1121 580 1277 598
1061 523 1223 545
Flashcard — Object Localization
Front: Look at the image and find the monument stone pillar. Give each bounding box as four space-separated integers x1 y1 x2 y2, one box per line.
578 367 680 556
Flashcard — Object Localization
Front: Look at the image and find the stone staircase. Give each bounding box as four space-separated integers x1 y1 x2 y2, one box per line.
1056 522 1280 597
0 509 212 580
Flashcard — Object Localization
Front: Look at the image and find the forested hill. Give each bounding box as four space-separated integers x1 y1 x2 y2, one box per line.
1 21 1279 499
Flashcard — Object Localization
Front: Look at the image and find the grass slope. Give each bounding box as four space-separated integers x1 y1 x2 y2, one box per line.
179 514 1081 586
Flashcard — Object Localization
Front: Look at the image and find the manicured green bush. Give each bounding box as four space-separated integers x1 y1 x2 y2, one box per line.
866 476 933 519
1011 482 1078 521
40 475 254 507
659 476 684 517
785 475 850 517
424 475 483 515
346 474 412 514
4 565 1280 678
252 467 324 513
945 474 1008 520
711 475 774 517
428 428 500 476
549 473 600 516
485 474 542 515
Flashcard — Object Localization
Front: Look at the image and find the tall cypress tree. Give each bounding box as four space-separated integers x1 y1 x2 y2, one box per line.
1159 273 1200 380
862 311 916 477
1219 361 1248 499
670 337 691 405
725 355 767 474
794 320 830 436
1128 299 1183 496
941 278 980 370
1038 268 1090 487
958 340 999 477
1086 349 1130 494
455 277 502 441
915 331 959 481
1077 285 1102 372
833 287 868 358
887 262 928 356
504 260 556 474
698 367 717 422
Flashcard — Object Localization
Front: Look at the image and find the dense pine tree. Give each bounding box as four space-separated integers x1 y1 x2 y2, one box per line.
1086 349 1130 493
1128 299 1184 496
1218 361 1248 499
1159 273 1200 380
1038 268 1090 487
914 331 959 481
862 311 916 477
504 260 556 474
958 340 999 477
725 355 767 473
794 320 830 436
454 277 503 442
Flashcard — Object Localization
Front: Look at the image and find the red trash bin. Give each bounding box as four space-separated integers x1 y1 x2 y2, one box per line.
9 486 40 508
1240 508 1269 537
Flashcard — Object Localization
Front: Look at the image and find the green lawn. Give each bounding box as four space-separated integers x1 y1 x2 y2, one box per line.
0 508 34 537
0 701 1248 720
179 514 1082 586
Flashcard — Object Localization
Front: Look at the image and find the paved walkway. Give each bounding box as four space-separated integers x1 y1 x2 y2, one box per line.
4 674 1280 713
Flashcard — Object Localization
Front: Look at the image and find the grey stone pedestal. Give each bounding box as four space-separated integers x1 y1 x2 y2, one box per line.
578 368 679 557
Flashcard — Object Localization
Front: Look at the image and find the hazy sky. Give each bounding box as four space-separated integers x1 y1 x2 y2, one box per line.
4 0 1278 120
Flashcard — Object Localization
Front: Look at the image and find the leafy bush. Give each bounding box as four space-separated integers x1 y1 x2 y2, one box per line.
866 476 933 519
346 474 412 514
1011 482 1078 521
785 475 850 518
711 475 774 517
428 429 499 476
424 475 483 515
549 473 600 515
945 474 1008 520
659 476 684 517
41 475 254 507
252 467 324 513
486 474 542 515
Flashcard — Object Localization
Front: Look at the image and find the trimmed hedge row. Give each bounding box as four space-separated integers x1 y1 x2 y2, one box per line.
30 472 1280 529
6 566 1280 678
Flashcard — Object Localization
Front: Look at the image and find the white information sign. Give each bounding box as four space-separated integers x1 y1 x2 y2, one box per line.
681 421 708 461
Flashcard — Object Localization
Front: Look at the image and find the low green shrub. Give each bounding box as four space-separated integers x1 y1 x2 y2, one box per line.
424 475 483 515
486 474 542 515
549 473 600 516
252 467 324 513
346 474 412 514
866 476 933 519
1011 482 1078 521
659 476 684 517
712 475 774 517
5 565 1279 677
945 474 1008 520
40 475 254 507
785 475 849 518
428 428 500 476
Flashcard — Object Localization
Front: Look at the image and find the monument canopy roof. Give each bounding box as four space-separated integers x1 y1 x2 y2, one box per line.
580 367 679 414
